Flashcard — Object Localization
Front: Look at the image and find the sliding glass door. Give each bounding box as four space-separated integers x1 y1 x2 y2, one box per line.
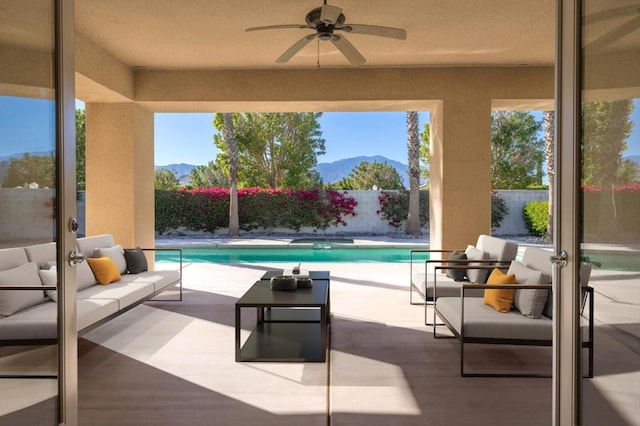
0 0 77 424
557 0 639 424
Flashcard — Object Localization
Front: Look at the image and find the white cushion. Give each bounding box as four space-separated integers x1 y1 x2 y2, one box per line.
508 261 547 319
0 262 46 316
77 260 97 290
39 268 58 302
96 245 127 275
465 245 489 283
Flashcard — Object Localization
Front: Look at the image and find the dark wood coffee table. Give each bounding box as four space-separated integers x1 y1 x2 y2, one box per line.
235 270 330 362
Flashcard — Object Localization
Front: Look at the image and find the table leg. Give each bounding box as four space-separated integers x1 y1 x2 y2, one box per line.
235 305 241 362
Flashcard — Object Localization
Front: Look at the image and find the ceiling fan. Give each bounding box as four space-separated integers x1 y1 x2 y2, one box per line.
245 0 407 65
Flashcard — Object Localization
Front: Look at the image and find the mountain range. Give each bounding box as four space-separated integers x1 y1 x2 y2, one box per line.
156 155 411 186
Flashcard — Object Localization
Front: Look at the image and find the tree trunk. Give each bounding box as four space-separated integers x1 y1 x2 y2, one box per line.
223 113 240 236
543 110 554 242
405 111 421 235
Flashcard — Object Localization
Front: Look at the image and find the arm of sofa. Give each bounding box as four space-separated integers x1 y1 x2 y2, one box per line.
135 247 183 301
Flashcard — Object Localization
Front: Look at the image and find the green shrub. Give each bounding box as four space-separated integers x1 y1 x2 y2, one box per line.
523 200 549 238
376 190 429 228
491 190 509 229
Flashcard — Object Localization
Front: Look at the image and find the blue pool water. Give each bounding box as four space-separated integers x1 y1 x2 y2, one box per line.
155 246 428 263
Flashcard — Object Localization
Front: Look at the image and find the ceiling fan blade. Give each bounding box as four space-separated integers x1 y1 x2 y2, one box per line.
585 15 640 51
330 35 366 65
340 24 407 40
246 24 309 32
583 4 640 25
320 4 343 24
276 34 317 63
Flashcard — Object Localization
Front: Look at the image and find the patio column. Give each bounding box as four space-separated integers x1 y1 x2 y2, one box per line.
84 102 155 250
429 97 492 251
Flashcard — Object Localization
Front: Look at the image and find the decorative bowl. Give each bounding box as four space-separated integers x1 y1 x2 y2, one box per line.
270 276 298 291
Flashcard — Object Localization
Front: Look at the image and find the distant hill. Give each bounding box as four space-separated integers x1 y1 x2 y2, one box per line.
155 163 195 184
314 155 409 187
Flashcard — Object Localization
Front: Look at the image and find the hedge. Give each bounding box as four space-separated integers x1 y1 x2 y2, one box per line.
155 187 358 235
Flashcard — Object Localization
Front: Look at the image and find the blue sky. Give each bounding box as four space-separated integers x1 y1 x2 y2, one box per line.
154 111 430 165
1 96 639 166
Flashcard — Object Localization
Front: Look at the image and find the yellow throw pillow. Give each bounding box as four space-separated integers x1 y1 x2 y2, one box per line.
483 268 516 313
87 256 121 285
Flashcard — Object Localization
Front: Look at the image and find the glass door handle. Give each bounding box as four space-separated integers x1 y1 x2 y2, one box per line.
69 250 85 266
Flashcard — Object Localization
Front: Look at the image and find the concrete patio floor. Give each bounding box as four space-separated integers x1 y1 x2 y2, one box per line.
1 239 638 425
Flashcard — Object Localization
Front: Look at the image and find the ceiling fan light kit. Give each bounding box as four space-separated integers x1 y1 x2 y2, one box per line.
246 1 407 65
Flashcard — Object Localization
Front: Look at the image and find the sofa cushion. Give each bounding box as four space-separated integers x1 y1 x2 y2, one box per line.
465 245 489 283
77 234 116 258
0 262 47 316
124 247 148 274
483 268 516 313
508 261 547 319
118 270 180 293
23 242 56 268
87 256 122 285
77 260 97 290
96 244 127 275
77 281 155 311
476 235 518 263
436 297 553 341
0 248 29 271
445 251 467 281
39 268 58 302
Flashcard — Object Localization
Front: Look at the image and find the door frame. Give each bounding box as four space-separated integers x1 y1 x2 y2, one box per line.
55 0 78 424
554 0 583 424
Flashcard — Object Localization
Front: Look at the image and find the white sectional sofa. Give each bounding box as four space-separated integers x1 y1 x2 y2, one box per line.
0 234 182 345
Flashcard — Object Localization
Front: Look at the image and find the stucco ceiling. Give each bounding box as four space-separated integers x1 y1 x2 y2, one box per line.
74 0 559 69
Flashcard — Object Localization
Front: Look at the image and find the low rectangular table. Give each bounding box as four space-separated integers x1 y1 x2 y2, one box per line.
235 270 330 362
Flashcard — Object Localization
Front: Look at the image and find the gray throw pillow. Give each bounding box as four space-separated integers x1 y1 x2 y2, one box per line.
464 245 489 283
96 245 127 274
508 261 547 318
0 262 46 316
39 268 58 302
445 251 467 281
124 247 148 274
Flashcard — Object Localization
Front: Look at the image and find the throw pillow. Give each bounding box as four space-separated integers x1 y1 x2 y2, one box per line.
39 268 58 302
465 245 490 283
508 261 547 318
483 268 517 313
77 259 98 290
0 262 46 316
95 245 127 274
87 256 122 285
445 251 467 281
124 247 148 274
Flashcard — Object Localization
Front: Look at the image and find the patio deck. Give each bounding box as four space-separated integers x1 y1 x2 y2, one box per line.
1 247 638 425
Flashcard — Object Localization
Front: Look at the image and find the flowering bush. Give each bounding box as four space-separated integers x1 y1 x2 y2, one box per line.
376 190 508 230
155 188 358 234
376 190 429 228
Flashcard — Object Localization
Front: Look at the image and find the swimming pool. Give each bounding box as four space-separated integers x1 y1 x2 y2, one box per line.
155 246 428 263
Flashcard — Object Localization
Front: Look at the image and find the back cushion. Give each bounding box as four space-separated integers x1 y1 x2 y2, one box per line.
0 262 46 316
24 242 57 268
465 245 489 283
77 235 116 257
0 248 29 272
476 235 518 263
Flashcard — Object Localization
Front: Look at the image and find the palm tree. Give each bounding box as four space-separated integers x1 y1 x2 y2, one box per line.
223 113 239 236
406 111 421 235
543 110 554 241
